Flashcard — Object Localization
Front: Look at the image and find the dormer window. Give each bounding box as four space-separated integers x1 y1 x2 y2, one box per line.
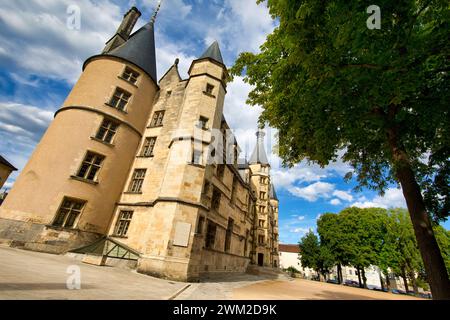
121 67 139 85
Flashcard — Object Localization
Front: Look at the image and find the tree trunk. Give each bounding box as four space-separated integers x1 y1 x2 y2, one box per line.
387 126 450 299
379 269 385 291
362 268 368 289
337 264 342 284
385 273 391 291
409 270 419 294
357 267 362 288
402 274 409 293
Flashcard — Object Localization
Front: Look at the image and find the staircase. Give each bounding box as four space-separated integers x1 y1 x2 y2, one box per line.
246 264 291 280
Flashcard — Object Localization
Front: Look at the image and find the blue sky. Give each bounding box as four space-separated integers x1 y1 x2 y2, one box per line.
0 0 447 244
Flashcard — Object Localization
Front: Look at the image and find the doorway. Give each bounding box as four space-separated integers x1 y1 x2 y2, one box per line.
258 253 264 266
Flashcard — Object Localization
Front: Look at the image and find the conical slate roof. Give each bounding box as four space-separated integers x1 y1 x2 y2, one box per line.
199 41 224 65
249 130 269 165
269 184 279 201
106 22 157 83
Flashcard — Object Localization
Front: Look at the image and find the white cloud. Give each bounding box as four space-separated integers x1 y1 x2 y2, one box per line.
330 198 342 206
351 188 407 209
155 36 197 80
9 73 40 87
2 181 14 189
270 150 353 191
0 0 124 83
207 0 275 54
141 0 192 21
288 182 335 202
0 102 54 142
297 215 306 221
290 227 311 235
332 190 353 202
271 164 328 189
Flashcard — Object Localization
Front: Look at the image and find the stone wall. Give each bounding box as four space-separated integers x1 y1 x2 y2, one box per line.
0 217 101 254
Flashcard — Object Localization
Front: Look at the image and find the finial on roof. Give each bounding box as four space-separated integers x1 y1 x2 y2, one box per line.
175 58 179 66
151 0 163 24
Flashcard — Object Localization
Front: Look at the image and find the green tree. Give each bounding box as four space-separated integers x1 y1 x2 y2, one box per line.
317 244 335 280
434 225 450 276
298 230 320 276
231 0 450 298
384 209 423 293
338 207 386 288
317 213 352 284
299 230 333 280
378 213 400 290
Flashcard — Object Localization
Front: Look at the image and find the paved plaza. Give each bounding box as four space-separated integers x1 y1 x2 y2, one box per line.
0 246 422 300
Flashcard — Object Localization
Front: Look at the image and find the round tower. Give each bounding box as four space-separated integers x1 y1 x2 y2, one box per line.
0 8 159 253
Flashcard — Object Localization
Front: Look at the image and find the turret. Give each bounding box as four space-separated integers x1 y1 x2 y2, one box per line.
0 6 159 253
249 130 269 166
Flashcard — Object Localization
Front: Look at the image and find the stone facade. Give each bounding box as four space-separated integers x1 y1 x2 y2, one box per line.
0 7 279 281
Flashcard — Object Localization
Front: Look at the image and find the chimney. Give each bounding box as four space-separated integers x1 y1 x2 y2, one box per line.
103 7 142 53
117 7 142 40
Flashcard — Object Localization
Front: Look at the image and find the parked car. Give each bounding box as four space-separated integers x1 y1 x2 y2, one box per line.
326 279 339 284
344 280 359 287
419 292 432 299
367 285 382 290
391 289 406 294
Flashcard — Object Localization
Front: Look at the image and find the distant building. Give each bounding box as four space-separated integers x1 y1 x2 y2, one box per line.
0 155 16 190
279 244 315 278
0 6 279 281
334 265 382 288
279 243 383 288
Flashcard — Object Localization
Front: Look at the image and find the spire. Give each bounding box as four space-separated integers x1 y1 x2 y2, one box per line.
106 23 157 83
199 41 224 65
249 130 269 165
104 3 164 84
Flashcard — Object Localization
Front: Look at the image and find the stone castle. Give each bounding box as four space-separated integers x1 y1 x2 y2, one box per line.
0 6 279 281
